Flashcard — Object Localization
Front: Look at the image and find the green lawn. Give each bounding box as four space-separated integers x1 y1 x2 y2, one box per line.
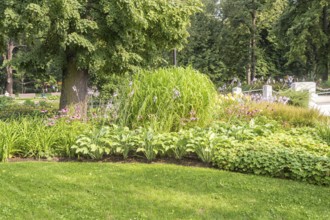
0 162 329 220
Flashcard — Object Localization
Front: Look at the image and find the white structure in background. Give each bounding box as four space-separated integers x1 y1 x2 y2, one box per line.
291 82 316 94
232 87 242 95
263 85 272 99
291 82 330 116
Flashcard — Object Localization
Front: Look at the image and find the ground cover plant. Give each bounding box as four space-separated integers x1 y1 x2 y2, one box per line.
0 163 329 219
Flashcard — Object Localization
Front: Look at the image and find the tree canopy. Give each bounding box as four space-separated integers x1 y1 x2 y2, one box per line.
0 0 201 115
179 0 329 85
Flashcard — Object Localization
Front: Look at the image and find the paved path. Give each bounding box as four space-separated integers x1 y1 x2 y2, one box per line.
316 103 330 116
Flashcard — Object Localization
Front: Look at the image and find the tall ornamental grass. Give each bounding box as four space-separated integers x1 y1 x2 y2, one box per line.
117 67 217 132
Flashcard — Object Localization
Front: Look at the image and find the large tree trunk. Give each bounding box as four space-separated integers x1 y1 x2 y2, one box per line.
60 56 89 118
5 39 15 95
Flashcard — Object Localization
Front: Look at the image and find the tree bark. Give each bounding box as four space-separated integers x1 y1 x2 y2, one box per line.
246 63 251 85
59 55 89 118
321 6 329 81
5 39 15 95
251 7 257 82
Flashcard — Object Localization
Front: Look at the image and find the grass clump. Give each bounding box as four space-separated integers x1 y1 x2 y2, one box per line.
117 67 217 132
249 102 327 127
0 117 90 161
216 94 327 127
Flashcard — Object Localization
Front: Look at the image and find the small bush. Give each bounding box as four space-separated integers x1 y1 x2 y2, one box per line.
117 67 217 132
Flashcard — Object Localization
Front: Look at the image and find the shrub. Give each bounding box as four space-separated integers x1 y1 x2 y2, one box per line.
212 143 330 185
0 96 14 109
279 89 310 108
117 67 217 132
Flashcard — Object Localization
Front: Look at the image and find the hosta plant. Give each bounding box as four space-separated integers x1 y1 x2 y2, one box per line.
107 125 140 159
71 127 111 159
188 128 220 163
136 128 164 162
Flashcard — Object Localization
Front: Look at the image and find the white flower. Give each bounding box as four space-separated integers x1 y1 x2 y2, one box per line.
72 85 77 92
173 88 181 99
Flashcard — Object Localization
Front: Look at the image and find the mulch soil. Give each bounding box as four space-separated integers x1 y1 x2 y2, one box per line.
7 154 211 168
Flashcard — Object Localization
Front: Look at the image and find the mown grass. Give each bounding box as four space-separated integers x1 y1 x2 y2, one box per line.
0 162 329 219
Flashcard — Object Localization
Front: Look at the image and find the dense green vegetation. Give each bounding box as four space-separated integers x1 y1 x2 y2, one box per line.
117 67 217 132
0 76 329 185
0 0 201 115
0 163 329 219
0 1 329 218
180 0 329 85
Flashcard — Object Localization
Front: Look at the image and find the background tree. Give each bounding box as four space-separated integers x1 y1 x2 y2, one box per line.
179 0 225 84
0 1 28 95
179 0 287 85
18 0 201 116
277 0 329 81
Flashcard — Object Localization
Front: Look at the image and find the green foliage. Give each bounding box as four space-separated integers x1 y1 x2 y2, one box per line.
106 125 141 160
187 128 219 163
317 124 330 146
71 127 111 160
0 103 57 120
159 130 194 160
0 96 14 109
117 67 217 132
213 143 330 186
277 0 329 80
179 0 225 83
217 94 326 126
0 117 89 160
136 128 164 162
23 99 35 107
279 89 310 108
46 95 60 101
0 120 19 162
